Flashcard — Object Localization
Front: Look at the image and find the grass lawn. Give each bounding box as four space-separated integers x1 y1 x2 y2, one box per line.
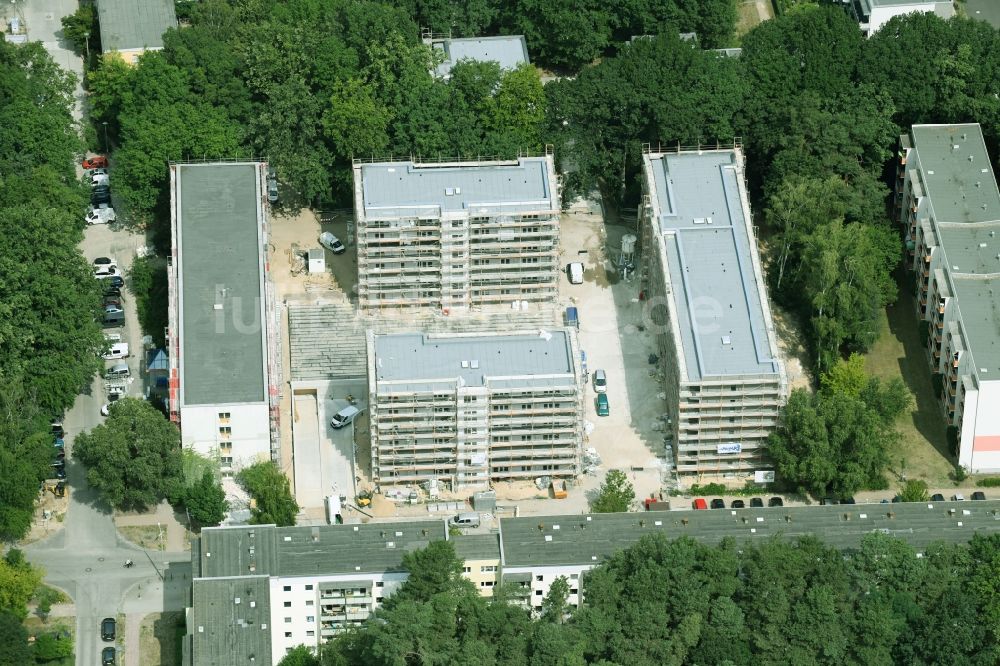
140 612 184 666
864 289 954 486
119 525 164 550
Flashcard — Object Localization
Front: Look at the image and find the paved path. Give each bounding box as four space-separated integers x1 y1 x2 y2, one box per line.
123 612 144 666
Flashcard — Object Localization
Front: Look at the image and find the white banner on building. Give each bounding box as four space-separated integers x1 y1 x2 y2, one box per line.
754 470 775 484
717 442 741 454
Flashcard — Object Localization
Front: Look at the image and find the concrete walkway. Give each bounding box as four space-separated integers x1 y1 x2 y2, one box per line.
123 612 145 666
115 501 189 552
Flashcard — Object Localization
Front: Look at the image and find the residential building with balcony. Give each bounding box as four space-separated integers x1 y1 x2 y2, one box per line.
352 155 560 312
895 124 1000 473
639 145 786 478
366 329 583 491
167 162 281 474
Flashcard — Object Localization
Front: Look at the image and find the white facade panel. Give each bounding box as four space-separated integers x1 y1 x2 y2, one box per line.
180 402 271 472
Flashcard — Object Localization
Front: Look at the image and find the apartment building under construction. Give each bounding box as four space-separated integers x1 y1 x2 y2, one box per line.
365 330 583 490
352 154 560 312
895 124 1000 473
639 144 786 477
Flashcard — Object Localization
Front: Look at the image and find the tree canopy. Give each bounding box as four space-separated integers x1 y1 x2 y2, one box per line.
590 469 636 513
236 461 299 527
72 398 184 510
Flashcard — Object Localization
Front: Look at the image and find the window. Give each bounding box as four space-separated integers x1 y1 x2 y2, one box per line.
283 586 291 592
535 575 543 582
306 630 315 637
305 585 313 591
535 590 543 596
376 597 384 603
283 601 291 608
305 600 314 606
306 616 314 623
284 617 292 623
220 456 233 466
285 632 292 638
463 566 472 573
218 412 231 422
376 582 384 588
480 565 497 573
480 581 495 588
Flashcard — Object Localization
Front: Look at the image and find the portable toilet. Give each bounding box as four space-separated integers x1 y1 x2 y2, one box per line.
308 248 325 274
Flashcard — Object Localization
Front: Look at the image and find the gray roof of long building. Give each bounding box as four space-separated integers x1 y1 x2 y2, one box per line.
358 157 556 220
431 35 529 78
176 163 267 406
97 0 176 52
647 150 779 381
197 522 448 579
910 124 1000 374
373 331 575 392
188 576 271 666
500 500 1000 567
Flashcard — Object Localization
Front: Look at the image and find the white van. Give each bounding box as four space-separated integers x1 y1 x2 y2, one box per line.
566 262 584 284
450 512 480 528
330 405 361 429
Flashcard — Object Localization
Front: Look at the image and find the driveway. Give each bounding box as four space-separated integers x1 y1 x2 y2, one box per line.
965 0 1000 29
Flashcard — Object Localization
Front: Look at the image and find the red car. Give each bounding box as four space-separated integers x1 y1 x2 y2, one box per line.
692 498 708 510
83 155 108 170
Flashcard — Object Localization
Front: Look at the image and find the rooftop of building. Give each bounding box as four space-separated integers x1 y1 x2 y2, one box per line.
357 156 556 220
910 124 1000 375
97 0 176 53
188 576 271 666
196 522 448 579
451 533 501 562
372 330 575 392
429 35 529 78
645 149 780 382
867 0 945 7
175 163 267 406
911 124 1000 225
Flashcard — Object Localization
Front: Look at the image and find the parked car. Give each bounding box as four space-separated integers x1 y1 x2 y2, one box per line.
85 205 116 225
91 187 111 205
93 256 113 267
709 498 725 509
596 393 609 416
50 420 63 436
953 493 966 501
103 286 122 299
931 493 945 502
749 497 764 508
267 175 278 204
102 343 130 360
768 496 784 507
820 497 836 506
731 499 745 509
592 369 607 393
104 306 124 317
101 617 116 641
83 155 108 170
90 173 110 188
692 498 708 510
102 646 116 665
107 276 125 288
972 491 987 500
839 497 856 505
319 232 345 254
105 363 129 379
330 405 362 429
94 263 119 277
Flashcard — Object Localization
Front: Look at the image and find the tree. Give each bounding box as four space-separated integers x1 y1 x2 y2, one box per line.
899 479 929 503
31 630 73 662
393 540 473 604
184 470 228 528
0 611 30 666
0 551 42 620
236 462 299 527
60 5 100 58
72 398 183 510
128 256 169 348
541 576 571 624
277 645 320 666
590 469 635 513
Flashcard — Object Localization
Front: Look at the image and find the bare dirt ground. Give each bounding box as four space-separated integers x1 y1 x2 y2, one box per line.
737 0 774 39
771 303 813 392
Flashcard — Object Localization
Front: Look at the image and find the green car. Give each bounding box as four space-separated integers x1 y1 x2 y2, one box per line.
596 393 609 416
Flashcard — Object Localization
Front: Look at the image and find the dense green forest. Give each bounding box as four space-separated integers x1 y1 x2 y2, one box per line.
0 40 104 542
276 534 1000 666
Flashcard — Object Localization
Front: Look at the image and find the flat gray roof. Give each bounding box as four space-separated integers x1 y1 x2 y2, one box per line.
188 576 271 665
430 35 529 78
176 163 267 406
501 500 1000 567
97 0 176 52
647 150 779 381
358 157 556 220
911 125 1000 225
451 533 501 561
197 522 448 579
910 124 1000 374
373 331 575 392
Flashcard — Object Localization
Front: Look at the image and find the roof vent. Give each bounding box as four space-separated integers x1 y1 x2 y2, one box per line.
445 188 455 196
952 143 960 151
470 360 479 369
544 535 553 542
969 155 975 162
722 336 732 345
